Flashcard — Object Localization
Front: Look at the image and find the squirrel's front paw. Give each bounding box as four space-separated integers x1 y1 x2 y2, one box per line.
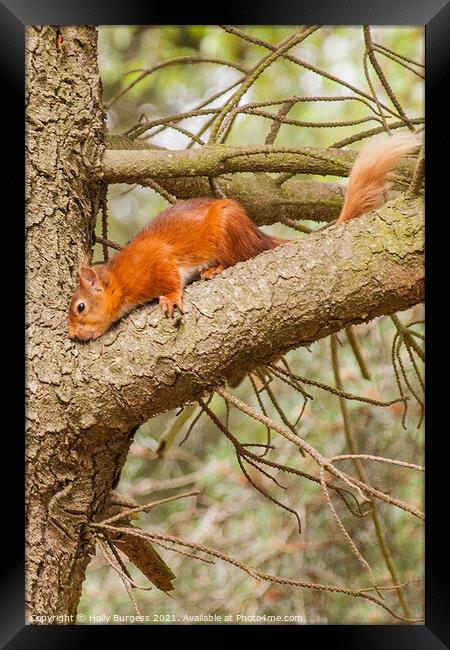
159 294 184 318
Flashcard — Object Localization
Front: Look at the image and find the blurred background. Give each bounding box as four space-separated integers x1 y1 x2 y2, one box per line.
79 26 424 624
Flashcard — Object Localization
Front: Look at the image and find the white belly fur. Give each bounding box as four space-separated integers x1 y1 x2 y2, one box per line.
179 265 202 288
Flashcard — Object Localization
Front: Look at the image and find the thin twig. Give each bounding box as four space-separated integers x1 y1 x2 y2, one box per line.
363 26 415 131
107 56 249 108
220 25 403 121
267 364 405 407
95 236 123 252
209 27 320 144
345 326 371 380
331 118 424 149
216 386 423 520
330 334 413 617
406 144 425 199
94 490 201 527
92 522 423 623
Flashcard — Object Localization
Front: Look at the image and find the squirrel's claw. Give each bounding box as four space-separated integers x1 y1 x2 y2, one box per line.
159 295 184 318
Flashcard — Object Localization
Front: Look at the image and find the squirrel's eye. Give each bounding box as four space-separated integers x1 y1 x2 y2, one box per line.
77 302 86 314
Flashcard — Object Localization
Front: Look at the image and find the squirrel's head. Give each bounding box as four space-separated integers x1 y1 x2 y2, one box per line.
68 265 121 341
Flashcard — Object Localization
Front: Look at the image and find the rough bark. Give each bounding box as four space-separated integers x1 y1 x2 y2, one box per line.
149 176 346 224
25 25 116 621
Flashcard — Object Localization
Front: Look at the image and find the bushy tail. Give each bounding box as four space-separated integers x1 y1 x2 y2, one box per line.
336 133 421 224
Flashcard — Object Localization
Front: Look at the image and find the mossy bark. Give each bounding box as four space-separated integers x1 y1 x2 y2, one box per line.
102 144 354 180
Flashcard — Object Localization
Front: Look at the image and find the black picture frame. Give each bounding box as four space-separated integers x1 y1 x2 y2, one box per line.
5 0 449 646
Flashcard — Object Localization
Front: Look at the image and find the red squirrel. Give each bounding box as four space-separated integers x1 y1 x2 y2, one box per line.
68 133 420 341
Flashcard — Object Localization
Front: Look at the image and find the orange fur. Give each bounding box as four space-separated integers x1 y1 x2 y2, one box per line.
336 133 421 224
68 198 289 340
68 134 421 341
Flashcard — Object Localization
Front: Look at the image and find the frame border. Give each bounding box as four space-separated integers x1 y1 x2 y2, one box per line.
5 0 449 646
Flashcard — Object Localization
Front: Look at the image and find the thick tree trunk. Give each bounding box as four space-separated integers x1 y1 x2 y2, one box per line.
25 25 120 622
25 25 424 622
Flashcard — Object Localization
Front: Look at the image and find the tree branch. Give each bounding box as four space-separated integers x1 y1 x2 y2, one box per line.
146 176 347 225
102 143 415 183
63 197 423 435
103 137 416 225
106 136 347 223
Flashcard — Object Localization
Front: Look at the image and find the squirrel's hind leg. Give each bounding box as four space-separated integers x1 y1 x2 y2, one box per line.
200 264 225 280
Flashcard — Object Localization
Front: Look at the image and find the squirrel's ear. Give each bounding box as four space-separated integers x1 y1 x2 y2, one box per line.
79 266 103 291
